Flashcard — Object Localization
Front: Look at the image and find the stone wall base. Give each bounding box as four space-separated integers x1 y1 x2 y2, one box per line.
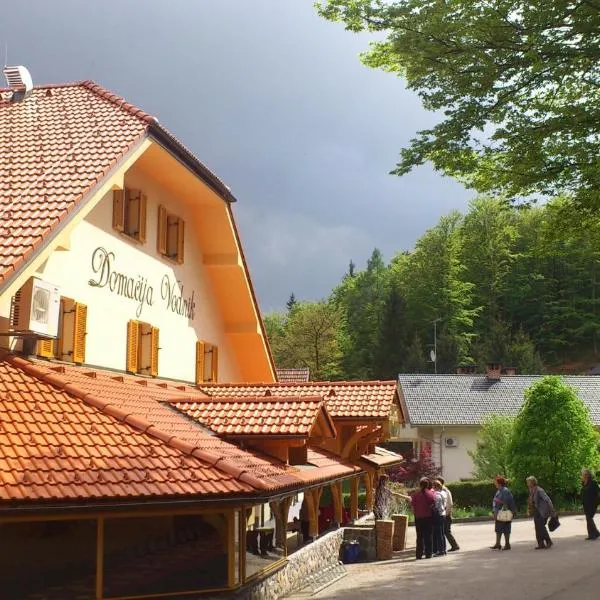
237 528 345 600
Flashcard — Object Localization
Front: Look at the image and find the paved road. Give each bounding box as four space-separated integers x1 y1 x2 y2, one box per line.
312 515 600 600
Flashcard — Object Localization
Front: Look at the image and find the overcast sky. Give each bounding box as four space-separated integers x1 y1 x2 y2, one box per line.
3 0 472 311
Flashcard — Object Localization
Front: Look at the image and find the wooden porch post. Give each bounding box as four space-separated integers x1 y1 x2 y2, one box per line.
227 510 235 588
281 496 292 553
270 497 293 549
350 477 359 521
240 507 247 584
95 517 104 600
365 471 375 512
306 487 322 538
269 501 283 547
331 481 343 526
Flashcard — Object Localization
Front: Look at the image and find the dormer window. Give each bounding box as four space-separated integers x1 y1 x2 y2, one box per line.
157 206 185 264
113 189 147 243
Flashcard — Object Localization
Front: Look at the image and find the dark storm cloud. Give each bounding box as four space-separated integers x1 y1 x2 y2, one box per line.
2 0 472 311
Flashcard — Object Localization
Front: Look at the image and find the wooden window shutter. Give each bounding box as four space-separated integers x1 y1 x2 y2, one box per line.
195 341 205 385
126 320 140 373
113 190 125 232
176 218 185 264
37 339 55 359
138 193 148 243
150 327 159 377
211 346 219 383
72 303 87 364
157 205 167 255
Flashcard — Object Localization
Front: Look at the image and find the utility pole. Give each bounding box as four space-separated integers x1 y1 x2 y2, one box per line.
433 317 441 374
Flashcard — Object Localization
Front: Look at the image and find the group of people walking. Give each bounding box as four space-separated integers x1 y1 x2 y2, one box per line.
406 469 600 560
491 469 600 551
491 475 556 550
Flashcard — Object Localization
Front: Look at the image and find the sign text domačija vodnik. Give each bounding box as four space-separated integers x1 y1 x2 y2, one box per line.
88 247 196 320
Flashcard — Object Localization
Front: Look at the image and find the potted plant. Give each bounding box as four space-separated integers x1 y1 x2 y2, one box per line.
374 475 394 560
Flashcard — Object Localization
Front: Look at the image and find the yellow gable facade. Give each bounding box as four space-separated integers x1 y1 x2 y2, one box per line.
0 139 275 384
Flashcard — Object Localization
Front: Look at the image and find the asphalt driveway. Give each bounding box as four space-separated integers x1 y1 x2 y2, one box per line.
308 515 600 600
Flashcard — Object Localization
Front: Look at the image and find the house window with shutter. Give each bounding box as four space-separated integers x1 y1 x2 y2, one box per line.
157 205 185 263
113 188 147 243
195 341 218 384
126 320 159 376
36 298 87 364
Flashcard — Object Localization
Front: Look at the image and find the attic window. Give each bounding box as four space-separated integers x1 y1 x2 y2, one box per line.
157 205 185 263
113 189 147 243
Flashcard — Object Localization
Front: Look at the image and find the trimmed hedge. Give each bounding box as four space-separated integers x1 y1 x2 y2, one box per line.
405 480 528 510
447 481 513 509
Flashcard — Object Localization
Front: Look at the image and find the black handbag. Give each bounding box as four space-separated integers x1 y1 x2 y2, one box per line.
548 515 560 532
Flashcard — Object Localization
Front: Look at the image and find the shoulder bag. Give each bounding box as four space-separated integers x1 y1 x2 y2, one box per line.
496 507 513 522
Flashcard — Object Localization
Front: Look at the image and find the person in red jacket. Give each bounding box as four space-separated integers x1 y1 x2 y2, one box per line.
411 477 436 559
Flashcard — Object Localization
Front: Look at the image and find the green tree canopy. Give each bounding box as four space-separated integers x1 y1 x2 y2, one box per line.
264 301 343 380
317 1 600 208
510 376 599 496
468 414 515 480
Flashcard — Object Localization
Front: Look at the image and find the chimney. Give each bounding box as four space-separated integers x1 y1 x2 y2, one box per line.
456 364 476 375
503 366 517 376
486 362 502 381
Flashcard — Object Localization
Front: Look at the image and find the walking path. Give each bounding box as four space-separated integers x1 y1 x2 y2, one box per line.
303 515 600 600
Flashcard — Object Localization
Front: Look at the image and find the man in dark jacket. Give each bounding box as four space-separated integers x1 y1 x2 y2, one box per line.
581 469 600 540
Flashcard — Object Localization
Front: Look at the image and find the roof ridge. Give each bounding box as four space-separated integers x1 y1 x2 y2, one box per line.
0 81 84 93
5 355 268 491
201 379 398 388
80 80 157 125
171 394 326 404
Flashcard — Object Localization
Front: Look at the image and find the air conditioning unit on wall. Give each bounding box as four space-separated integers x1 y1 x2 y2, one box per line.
445 437 459 448
12 277 61 337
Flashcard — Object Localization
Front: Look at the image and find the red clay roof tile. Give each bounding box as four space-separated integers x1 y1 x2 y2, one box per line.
0 357 360 506
0 358 255 502
172 395 330 437
198 381 399 419
0 82 235 289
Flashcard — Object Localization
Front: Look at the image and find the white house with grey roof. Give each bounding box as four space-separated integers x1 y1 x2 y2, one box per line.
396 364 600 483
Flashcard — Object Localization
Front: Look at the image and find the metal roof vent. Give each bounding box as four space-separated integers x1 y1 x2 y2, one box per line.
2 65 33 102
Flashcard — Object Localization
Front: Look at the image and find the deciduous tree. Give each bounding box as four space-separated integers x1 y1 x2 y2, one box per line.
468 414 515 480
510 376 599 496
317 1 600 209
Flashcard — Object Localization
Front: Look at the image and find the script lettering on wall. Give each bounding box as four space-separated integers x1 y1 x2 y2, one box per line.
88 247 196 320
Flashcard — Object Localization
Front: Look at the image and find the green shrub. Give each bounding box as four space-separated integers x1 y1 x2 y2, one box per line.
447 480 496 509
447 480 530 510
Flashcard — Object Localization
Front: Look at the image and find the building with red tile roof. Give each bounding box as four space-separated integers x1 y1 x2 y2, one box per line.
275 367 310 382
0 77 401 599
198 380 400 420
172 395 336 439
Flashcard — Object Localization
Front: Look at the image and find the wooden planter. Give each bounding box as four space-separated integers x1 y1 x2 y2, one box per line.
392 514 408 551
375 519 394 560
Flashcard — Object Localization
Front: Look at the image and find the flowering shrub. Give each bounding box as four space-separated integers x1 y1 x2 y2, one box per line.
388 445 442 486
